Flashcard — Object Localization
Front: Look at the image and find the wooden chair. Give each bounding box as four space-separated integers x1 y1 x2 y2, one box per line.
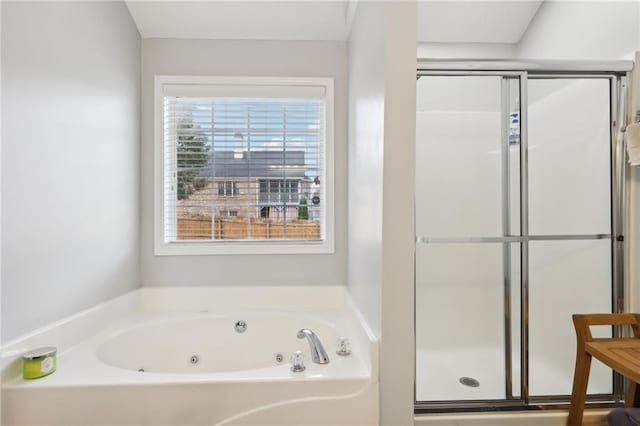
568 313 640 426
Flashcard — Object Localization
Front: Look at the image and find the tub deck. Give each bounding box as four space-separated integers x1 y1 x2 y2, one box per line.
1 286 378 425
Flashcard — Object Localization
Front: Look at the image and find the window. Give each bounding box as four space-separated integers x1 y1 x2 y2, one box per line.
259 179 301 203
155 76 334 255
218 181 240 197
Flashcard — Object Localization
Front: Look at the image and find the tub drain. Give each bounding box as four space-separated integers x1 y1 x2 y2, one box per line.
459 377 480 388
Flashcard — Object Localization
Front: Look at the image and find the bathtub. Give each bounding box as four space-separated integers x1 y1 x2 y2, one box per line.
1 286 379 425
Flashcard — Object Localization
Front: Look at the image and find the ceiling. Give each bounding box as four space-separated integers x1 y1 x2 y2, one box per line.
125 0 543 44
125 1 353 41
417 1 544 43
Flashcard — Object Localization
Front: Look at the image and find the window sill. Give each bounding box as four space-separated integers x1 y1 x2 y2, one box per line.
154 240 335 256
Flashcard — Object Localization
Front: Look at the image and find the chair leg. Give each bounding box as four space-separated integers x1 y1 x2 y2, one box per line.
567 347 592 426
626 380 640 408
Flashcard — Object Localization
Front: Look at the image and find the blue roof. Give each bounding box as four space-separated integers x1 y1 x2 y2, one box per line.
190 150 306 178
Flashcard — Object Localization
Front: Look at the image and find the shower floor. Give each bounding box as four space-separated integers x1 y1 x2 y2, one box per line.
415 347 612 401
416 347 517 401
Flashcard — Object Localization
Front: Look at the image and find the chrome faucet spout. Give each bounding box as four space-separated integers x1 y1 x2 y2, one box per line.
297 328 330 364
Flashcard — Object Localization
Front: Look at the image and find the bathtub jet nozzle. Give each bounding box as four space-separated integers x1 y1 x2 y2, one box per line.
296 328 330 365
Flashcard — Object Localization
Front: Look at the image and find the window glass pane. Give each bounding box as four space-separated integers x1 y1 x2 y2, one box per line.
529 239 612 396
528 79 611 235
416 243 521 401
416 76 520 238
165 96 324 242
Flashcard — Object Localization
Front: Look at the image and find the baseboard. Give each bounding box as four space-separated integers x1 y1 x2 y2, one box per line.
415 409 609 426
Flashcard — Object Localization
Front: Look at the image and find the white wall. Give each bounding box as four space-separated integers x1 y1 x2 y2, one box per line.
516 0 639 60
347 1 385 338
348 3 417 424
417 1 639 62
1 1 141 342
140 39 347 287
417 42 517 60
380 4 417 424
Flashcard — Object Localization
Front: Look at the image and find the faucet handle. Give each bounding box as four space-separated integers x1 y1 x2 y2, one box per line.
290 350 306 372
336 337 352 356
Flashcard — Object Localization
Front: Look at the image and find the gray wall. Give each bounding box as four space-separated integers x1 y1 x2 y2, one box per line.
1 1 141 342
140 39 348 287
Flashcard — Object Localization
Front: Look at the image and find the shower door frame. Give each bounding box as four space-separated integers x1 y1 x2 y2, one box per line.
415 61 631 413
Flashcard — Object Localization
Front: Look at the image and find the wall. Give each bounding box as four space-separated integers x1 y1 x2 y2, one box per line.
516 0 639 60
1 1 141 342
380 3 417 424
140 39 347 286
417 42 517 60
347 1 385 338
417 1 639 62
347 3 417 424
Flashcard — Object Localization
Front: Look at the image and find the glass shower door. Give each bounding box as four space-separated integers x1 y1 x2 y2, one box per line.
415 70 626 410
527 77 614 398
415 74 522 402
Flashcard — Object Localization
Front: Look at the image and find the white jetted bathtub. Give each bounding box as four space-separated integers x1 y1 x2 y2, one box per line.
1 286 378 425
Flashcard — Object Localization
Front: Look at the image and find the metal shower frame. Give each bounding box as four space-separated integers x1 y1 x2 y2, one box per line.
415 60 632 413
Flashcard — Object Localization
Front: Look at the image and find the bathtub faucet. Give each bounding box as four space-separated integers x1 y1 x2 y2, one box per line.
297 329 330 364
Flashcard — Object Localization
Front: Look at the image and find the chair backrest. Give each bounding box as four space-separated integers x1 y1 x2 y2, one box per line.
572 313 640 342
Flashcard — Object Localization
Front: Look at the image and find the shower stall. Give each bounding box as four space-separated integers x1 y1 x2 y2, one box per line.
414 61 631 411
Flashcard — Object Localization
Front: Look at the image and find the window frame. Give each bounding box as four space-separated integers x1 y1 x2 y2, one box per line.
154 75 335 256
219 209 239 218
218 180 240 197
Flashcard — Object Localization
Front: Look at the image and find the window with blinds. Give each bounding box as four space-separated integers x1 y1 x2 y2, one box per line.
156 77 333 255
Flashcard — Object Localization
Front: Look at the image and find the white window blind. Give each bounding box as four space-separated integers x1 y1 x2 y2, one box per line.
161 84 326 245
